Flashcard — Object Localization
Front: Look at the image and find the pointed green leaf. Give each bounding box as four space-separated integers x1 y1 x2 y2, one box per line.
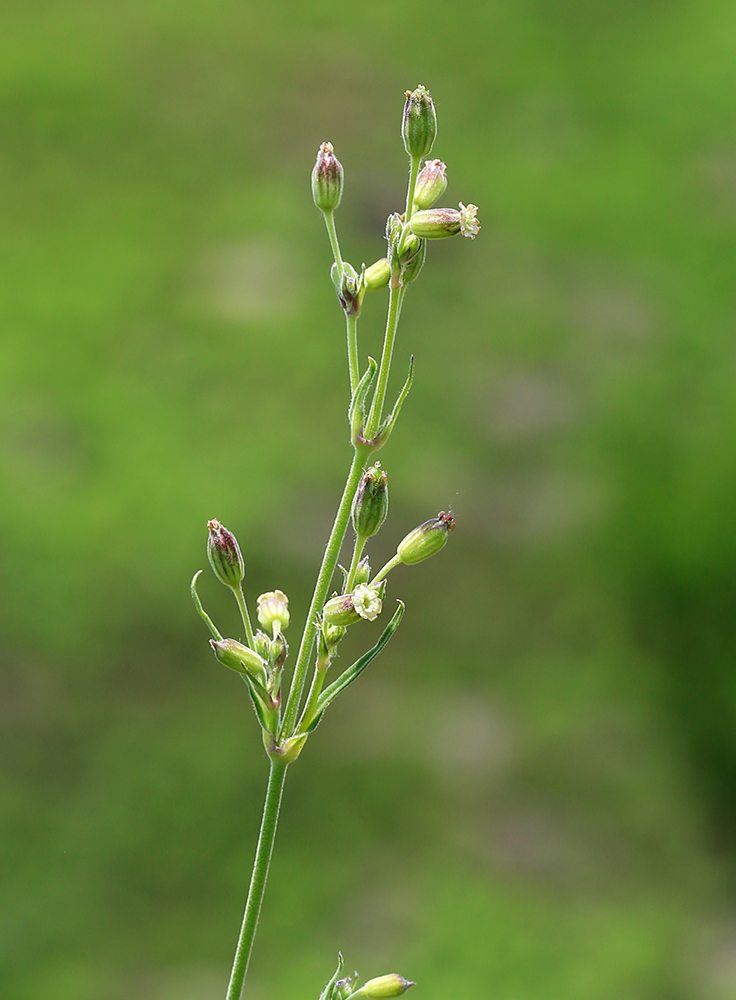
314 602 405 717
374 356 414 448
190 570 223 641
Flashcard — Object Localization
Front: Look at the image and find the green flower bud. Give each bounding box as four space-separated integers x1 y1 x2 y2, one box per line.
352 462 389 538
409 202 480 240
323 582 384 626
353 555 371 586
269 632 288 671
331 261 365 317
312 141 344 213
400 238 426 286
257 590 290 634
209 638 267 680
364 258 391 291
413 158 447 210
207 519 245 589
352 974 416 998
335 975 359 1000
321 620 346 657
402 85 437 159
254 629 271 661
398 232 421 264
397 510 455 565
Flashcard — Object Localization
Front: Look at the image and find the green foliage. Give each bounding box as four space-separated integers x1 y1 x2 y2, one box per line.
2 0 736 998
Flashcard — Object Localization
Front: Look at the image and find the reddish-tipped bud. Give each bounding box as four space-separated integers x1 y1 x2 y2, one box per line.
402 85 437 159
352 463 389 539
413 158 447 210
312 141 344 213
409 203 480 240
397 511 455 565
207 519 245 589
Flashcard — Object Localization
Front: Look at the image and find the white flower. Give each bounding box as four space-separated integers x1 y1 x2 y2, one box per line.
459 202 480 239
352 583 382 621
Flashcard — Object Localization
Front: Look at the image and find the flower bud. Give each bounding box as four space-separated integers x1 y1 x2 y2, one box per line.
364 258 391 291
257 590 290 634
209 638 267 680
397 510 455 565
353 974 416 998
331 261 364 317
413 158 447 210
323 582 384 626
400 238 425 286
312 141 344 213
408 208 460 239
207 519 245 589
352 463 389 539
402 85 437 159
254 630 271 661
269 632 288 671
321 620 346 657
353 555 371 586
409 202 480 240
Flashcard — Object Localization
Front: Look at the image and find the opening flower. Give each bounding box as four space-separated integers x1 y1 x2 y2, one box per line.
352 583 382 621
459 202 480 239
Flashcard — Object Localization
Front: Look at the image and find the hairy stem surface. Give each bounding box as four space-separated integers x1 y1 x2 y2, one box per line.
226 759 288 1000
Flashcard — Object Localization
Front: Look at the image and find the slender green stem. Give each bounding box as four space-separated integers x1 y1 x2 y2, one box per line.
235 584 256 650
345 533 367 592
405 155 421 222
226 758 288 1000
296 650 330 734
371 552 401 586
365 282 406 440
346 313 359 395
280 450 366 738
323 210 343 272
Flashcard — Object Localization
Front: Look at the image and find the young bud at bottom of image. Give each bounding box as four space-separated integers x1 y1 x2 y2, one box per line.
352 974 416 998
397 510 455 565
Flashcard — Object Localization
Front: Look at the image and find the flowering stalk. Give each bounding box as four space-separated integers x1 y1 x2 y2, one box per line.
190 85 479 1000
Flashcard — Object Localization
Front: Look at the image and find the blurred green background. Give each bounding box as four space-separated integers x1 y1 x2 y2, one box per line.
3 1 736 998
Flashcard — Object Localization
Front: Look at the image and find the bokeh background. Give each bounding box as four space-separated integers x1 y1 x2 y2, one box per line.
3 1 736 998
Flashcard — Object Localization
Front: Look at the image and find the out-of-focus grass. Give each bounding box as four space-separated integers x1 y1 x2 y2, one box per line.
2 1 736 998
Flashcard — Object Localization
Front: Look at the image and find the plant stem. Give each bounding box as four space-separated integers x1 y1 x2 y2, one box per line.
371 553 401 585
365 281 406 440
346 313 359 395
323 210 343 272
226 758 288 1000
235 584 256 650
296 648 330 734
404 154 421 221
345 533 367 591
280 450 366 738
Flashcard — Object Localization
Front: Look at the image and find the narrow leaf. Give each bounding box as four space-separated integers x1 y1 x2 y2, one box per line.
190 570 223 641
376 355 414 446
314 602 405 716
